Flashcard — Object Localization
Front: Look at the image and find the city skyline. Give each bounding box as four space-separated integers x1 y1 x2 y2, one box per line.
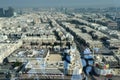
0 1 120 79
0 0 119 8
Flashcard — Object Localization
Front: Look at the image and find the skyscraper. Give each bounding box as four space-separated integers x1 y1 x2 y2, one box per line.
5 7 14 17
0 8 4 17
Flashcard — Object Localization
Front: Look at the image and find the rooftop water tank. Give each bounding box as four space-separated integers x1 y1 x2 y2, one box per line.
88 60 94 66
85 66 92 75
84 55 93 60
83 48 92 55
81 59 87 67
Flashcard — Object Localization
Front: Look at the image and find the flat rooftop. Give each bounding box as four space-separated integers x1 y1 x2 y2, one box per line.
9 48 48 58
47 54 62 62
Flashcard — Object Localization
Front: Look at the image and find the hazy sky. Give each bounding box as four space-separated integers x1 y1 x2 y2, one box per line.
0 0 119 8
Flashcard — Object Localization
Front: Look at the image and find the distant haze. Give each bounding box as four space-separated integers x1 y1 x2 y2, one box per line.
0 0 119 8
